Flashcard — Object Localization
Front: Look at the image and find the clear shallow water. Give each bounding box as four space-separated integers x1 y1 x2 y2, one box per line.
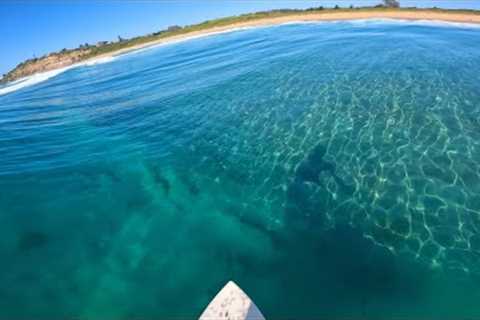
1 20 480 319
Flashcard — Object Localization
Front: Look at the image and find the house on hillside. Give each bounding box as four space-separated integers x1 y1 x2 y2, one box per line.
96 41 109 47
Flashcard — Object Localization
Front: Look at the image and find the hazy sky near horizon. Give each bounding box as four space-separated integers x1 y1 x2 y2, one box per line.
1 1 480 75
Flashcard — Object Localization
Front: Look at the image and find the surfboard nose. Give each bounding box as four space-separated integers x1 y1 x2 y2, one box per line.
199 281 265 320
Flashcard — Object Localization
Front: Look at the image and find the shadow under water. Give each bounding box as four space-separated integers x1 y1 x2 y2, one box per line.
285 143 355 232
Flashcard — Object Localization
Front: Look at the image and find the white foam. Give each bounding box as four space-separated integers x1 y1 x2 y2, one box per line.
407 19 480 29
276 18 480 29
278 20 326 26
346 18 480 29
82 55 117 66
119 26 259 58
0 66 72 96
0 55 118 96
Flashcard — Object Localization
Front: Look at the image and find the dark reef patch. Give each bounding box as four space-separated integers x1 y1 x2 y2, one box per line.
17 231 49 252
149 164 171 196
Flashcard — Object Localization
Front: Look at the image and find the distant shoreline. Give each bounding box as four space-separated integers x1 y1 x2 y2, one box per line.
102 10 480 58
3 8 480 84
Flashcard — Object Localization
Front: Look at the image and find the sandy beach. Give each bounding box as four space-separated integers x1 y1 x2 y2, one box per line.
95 10 480 61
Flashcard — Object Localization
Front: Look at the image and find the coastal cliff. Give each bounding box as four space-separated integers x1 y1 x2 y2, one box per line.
2 48 92 83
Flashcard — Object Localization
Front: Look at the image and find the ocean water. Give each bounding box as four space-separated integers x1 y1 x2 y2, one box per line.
1 20 480 319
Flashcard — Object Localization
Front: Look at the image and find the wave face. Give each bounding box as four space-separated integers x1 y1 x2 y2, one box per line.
1 20 480 319
0 67 73 96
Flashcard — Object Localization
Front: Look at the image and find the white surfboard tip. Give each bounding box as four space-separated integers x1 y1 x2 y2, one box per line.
199 281 265 320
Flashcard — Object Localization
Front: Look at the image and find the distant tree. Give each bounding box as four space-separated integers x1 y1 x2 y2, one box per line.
118 35 125 42
350 4 354 9
306 6 324 11
167 25 182 32
383 0 400 8
334 4 340 9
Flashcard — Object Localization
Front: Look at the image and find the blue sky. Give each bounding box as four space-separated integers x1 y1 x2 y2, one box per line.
1 0 480 75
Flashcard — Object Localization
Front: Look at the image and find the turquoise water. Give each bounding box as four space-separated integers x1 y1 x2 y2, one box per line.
1 20 480 319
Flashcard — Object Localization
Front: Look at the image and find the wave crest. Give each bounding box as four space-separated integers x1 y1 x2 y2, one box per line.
0 56 118 96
